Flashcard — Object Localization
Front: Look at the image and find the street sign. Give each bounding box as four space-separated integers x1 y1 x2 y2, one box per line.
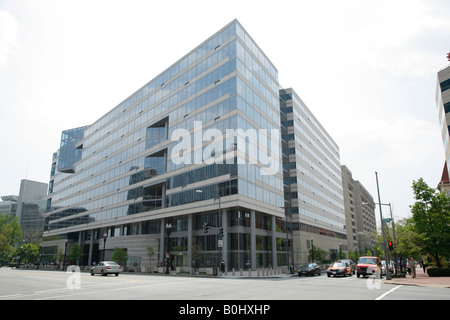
382 218 392 223
218 240 223 248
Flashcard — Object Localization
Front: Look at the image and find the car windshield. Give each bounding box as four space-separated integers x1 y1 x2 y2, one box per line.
300 263 314 268
330 262 345 268
358 257 378 264
104 261 119 266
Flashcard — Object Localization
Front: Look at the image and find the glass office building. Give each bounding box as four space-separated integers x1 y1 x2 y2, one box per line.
42 20 287 271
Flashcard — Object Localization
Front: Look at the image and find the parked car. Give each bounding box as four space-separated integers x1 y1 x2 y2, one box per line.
339 259 355 274
326 262 352 277
298 263 321 277
90 261 123 276
356 256 382 278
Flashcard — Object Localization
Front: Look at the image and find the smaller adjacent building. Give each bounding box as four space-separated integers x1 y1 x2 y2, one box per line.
280 88 347 265
340 165 376 255
0 179 48 240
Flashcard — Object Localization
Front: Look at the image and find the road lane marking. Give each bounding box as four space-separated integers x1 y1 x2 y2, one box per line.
35 279 207 300
375 285 402 300
0 294 23 299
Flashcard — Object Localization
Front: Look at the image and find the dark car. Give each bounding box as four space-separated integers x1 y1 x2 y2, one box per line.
298 263 321 277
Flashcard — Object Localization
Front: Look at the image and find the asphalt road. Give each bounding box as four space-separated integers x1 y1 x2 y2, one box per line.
1 268 449 302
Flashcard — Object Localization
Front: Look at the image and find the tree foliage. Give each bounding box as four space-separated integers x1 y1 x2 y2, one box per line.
308 245 327 263
68 244 83 264
0 213 23 258
410 178 450 268
111 247 128 264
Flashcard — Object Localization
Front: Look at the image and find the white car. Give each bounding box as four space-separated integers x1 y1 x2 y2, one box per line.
90 261 123 276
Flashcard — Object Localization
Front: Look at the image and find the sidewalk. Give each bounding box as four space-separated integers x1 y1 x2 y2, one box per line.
382 267 450 288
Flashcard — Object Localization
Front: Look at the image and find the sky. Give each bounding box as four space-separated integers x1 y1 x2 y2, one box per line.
0 0 449 222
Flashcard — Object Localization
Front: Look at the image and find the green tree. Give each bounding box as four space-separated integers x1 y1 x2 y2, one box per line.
308 245 327 263
68 244 83 264
410 178 450 268
111 247 128 265
146 246 155 271
393 218 422 259
53 249 65 265
0 213 23 258
18 243 40 264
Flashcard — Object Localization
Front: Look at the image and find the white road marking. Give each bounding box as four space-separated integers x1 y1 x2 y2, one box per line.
375 285 402 300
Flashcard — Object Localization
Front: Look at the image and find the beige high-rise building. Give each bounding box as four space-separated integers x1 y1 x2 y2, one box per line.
341 165 376 255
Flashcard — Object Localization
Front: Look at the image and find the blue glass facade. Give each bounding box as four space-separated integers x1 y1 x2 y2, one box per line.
43 20 287 270
57 126 88 173
42 19 348 270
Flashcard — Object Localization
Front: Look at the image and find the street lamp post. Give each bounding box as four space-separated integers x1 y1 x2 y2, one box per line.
363 201 398 275
165 222 172 274
103 233 108 261
388 203 399 275
196 189 222 273
375 172 391 280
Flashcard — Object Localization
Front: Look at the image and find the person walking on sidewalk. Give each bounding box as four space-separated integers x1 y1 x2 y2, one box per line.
420 259 426 273
406 259 411 275
410 258 416 278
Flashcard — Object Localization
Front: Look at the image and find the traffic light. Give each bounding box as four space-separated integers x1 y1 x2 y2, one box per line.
388 241 393 251
281 240 285 248
219 227 224 238
203 222 209 233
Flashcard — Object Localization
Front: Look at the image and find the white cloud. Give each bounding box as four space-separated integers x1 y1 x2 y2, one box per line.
0 10 18 66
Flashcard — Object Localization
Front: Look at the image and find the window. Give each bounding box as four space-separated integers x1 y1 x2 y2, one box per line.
146 118 168 149
441 78 450 92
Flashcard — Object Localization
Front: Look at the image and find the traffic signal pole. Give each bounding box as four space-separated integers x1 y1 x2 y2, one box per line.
375 172 392 280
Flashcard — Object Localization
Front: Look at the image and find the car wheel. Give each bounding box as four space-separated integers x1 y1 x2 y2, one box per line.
115 273 119 276
90 270 94 276
101 270 106 276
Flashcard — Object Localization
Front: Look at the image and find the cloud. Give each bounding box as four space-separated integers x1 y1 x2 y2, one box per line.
0 10 18 66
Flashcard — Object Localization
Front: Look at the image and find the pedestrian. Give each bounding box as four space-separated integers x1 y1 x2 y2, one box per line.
410 258 416 278
406 259 411 276
421 259 426 273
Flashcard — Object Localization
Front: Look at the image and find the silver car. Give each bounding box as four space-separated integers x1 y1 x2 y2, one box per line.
90 261 123 276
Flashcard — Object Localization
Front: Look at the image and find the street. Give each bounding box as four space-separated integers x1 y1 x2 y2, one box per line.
0 268 449 302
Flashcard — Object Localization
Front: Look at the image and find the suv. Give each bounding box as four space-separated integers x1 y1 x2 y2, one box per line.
356 256 382 278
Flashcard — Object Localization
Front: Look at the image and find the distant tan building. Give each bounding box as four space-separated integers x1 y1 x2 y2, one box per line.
341 165 377 256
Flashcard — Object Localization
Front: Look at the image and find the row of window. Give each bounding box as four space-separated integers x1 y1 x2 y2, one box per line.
82 21 240 139
441 78 450 92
